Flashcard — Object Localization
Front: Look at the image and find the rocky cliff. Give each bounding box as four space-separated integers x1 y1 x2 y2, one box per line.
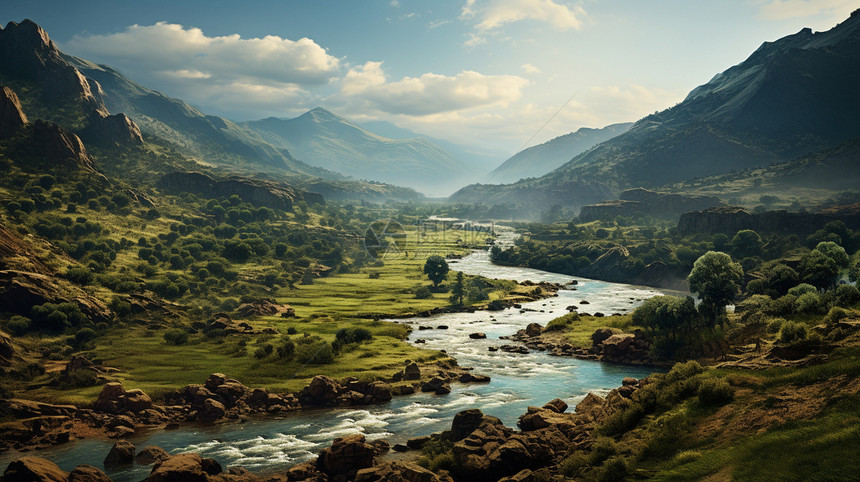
25 119 98 172
0 86 27 138
80 111 144 147
449 180 614 212
579 188 723 221
158 171 324 211
677 206 860 236
0 20 107 114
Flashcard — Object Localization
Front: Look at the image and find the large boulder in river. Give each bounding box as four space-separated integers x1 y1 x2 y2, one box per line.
148 453 223 481
316 434 376 480
198 398 226 423
2 457 68 481
298 375 342 406
68 464 111 481
103 439 135 466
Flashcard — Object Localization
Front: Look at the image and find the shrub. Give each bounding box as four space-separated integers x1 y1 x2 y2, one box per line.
294 339 335 364
414 286 432 299
794 292 822 314
6 315 31 335
697 378 734 405
825 307 852 325
546 313 579 331
788 283 817 297
58 369 99 389
108 297 132 317
74 327 97 345
598 457 628 482
834 284 860 308
588 437 618 466
766 317 786 334
335 327 373 344
163 328 189 345
778 321 808 344
276 338 295 359
254 344 274 359
65 267 93 285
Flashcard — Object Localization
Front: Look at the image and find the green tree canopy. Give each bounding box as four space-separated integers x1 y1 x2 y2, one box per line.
731 229 762 258
449 271 465 306
688 251 743 325
423 255 449 287
632 295 698 341
815 241 849 269
799 249 839 289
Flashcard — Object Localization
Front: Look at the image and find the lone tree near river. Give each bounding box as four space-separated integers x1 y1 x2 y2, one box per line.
423 255 449 287
688 251 743 327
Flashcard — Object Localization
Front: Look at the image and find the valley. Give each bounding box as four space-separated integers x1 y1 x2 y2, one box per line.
1 7 860 482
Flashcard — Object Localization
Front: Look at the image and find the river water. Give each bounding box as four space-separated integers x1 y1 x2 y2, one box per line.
1 248 663 480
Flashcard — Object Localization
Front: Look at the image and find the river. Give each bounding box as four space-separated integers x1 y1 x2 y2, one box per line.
1 247 664 480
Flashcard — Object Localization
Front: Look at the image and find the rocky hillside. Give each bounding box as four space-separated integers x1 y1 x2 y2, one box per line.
453 10 860 209
244 108 472 196
578 188 723 222
485 122 632 184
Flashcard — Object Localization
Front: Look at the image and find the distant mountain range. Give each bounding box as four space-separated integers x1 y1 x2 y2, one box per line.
0 19 491 198
453 10 860 210
243 109 476 197
484 123 632 184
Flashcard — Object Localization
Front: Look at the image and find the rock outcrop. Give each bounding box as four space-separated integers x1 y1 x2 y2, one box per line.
678 206 860 236
80 111 144 147
0 20 107 113
0 270 112 323
579 188 723 222
25 120 98 172
0 86 27 139
93 383 153 414
316 434 376 481
234 299 294 318
1 456 69 481
297 375 394 407
158 171 324 211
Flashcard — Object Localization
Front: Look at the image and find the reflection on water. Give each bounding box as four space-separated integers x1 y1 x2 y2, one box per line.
0 249 662 480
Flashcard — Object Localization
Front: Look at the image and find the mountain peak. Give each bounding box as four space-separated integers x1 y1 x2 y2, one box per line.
302 107 344 123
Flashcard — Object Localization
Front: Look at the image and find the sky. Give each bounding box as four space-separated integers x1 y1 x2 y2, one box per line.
3 0 858 159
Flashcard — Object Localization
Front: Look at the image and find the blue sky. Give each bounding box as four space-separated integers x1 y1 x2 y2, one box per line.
4 0 857 157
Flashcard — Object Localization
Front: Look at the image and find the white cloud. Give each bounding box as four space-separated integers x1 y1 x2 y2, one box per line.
521 63 541 74
758 0 857 20
339 61 529 116
461 0 585 31
62 22 340 116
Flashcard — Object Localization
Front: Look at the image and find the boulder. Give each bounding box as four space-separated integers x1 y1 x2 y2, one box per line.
299 375 342 406
135 446 170 465
590 328 617 346
406 436 431 450
403 362 421 380
366 381 393 402
316 434 376 480
68 464 111 482
600 334 636 356
421 377 448 393
450 409 486 441
93 383 152 414
469 332 487 339
104 439 135 466
148 453 220 482
541 398 568 414
355 461 448 482
198 398 226 423
524 323 542 337
2 457 68 481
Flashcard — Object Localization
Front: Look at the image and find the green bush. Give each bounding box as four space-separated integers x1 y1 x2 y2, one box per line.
825 307 852 325
74 327 97 345
65 267 93 285
588 437 618 466
766 317 786 334
414 286 432 299
788 283 817 297
294 339 335 364
545 313 579 331
335 327 373 344
254 343 274 359
697 378 734 405
778 321 808 344
163 328 189 346
598 456 628 482
6 315 31 335
794 292 822 314
276 338 295 359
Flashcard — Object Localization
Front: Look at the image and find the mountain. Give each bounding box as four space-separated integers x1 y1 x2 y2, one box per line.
451 10 860 212
550 10 860 190
485 123 632 184
0 19 336 179
360 120 505 173
244 108 473 196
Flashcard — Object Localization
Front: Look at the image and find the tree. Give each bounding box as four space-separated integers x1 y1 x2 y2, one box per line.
632 295 698 341
688 251 743 326
450 272 465 306
731 230 762 258
799 249 838 289
815 241 849 269
423 255 449 287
